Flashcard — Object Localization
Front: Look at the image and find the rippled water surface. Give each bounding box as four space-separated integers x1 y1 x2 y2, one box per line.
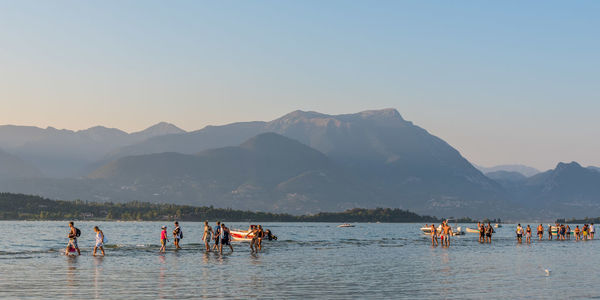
2 221 600 299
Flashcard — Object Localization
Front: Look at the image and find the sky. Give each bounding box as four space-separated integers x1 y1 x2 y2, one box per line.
0 1 598 170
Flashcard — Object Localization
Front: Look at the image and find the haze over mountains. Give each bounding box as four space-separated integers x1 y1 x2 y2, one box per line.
1 109 599 219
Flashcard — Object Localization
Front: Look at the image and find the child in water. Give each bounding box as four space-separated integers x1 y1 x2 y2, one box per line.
159 226 168 253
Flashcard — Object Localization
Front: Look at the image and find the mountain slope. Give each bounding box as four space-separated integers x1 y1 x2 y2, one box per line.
514 162 600 218
0 123 186 177
0 149 42 180
91 109 512 217
88 133 374 213
476 164 540 177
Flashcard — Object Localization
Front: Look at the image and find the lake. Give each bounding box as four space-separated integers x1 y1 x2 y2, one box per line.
1 221 599 299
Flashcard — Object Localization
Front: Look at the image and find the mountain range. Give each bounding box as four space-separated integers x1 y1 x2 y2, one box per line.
0 109 599 219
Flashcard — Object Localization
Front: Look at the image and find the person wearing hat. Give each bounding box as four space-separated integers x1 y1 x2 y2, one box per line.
159 225 168 253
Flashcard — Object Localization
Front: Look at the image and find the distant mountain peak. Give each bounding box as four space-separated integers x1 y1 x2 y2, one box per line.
130 122 186 140
555 161 582 171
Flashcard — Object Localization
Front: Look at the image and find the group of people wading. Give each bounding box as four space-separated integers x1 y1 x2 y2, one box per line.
516 223 595 244
428 220 454 247
64 220 275 256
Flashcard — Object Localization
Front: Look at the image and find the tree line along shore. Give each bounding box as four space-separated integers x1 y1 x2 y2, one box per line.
0 193 441 223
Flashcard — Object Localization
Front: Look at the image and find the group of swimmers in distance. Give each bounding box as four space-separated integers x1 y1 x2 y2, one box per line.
65 220 275 256
516 223 595 244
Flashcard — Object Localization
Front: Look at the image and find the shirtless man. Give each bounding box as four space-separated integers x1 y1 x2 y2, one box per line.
537 224 544 240
67 221 81 256
173 221 182 250
442 222 452 247
478 222 484 243
485 222 494 243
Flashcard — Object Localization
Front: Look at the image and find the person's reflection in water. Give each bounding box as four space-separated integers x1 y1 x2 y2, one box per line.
65 256 78 297
93 256 104 299
158 255 167 299
249 252 261 265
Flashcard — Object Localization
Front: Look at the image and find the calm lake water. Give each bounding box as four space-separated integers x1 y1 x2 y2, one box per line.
1 221 600 299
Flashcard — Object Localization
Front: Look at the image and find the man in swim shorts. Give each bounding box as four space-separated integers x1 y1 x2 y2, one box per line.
537 224 544 240
67 221 81 255
590 223 595 239
219 223 233 254
212 221 221 251
516 224 523 243
173 221 182 250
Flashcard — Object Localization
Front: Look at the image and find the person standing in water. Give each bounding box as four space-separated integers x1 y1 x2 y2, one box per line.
92 226 105 257
201 221 213 252
525 225 532 244
173 221 182 250
430 224 438 246
212 221 221 252
159 226 168 253
537 224 544 240
479 222 485 243
67 221 81 256
548 224 553 240
442 222 452 247
516 224 523 243
487 222 495 243
218 223 234 254
566 224 571 240
590 223 595 239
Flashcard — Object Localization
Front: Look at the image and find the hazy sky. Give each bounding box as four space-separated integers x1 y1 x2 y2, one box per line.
1 1 598 170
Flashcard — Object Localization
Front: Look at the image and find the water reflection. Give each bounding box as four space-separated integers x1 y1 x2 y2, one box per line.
93 256 104 299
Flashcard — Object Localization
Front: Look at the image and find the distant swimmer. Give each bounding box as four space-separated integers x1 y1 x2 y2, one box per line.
202 221 213 252
516 224 523 243
212 221 221 252
430 224 438 246
173 221 182 250
66 221 81 256
537 224 544 240
218 223 233 254
160 226 168 253
93 226 105 257
525 225 532 244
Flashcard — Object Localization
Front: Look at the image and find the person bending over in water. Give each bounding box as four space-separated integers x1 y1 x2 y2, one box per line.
218 223 234 254
202 221 213 252
159 226 168 253
93 226 105 256
430 224 438 246
516 224 523 243
537 224 544 240
525 225 532 244
66 221 81 256
173 221 182 250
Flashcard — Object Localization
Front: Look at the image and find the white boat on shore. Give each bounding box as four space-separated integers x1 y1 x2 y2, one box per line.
466 228 480 233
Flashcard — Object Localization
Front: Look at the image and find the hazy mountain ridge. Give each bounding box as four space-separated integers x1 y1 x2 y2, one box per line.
477 164 540 177
0 149 42 180
85 133 375 213
0 122 185 178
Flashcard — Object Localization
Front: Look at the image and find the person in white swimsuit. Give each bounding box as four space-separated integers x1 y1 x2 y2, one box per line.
93 226 105 256
201 221 213 252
